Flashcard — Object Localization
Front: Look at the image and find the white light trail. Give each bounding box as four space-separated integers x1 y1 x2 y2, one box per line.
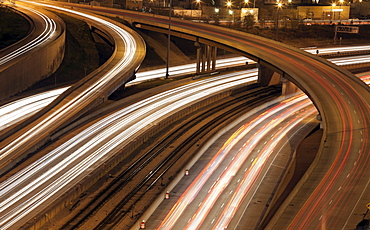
0 70 257 229
0 1 138 160
0 5 57 65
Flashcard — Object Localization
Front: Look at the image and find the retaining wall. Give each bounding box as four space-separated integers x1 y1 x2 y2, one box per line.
0 13 65 101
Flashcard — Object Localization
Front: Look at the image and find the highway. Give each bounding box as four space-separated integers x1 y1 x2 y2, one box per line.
0 5 57 66
148 75 369 230
0 69 259 229
0 87 69 132
303 45 370 55
0 1 146 176
0 2 368 227
0 62 366 229
78 8 369 229
0 3 65 101
154 94 318 230
1 49 368 130
0 62 367 229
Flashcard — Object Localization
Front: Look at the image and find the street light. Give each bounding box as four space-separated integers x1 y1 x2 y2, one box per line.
195 0 202 18
331 3 336 20
214 7 219 23
229 9 234 24
243 0 249 7
276 2 282 41
226 1 233 24
165 0 172 79
226 0 232 8
339 0 344 21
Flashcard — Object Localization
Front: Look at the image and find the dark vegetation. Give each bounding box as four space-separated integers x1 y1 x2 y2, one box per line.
0 6 30 50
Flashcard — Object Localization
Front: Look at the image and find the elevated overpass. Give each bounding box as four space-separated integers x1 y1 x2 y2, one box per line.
50 5 370 228
0 2 146 177
0 4 65 101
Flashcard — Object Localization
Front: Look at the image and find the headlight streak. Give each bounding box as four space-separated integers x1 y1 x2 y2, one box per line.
2 52 368 130
212 107 318 230
0 71 257 229
37 11 368 228
330 55 370 66
157 75 369 229
133 51 370 85
0 87 69 132
0 5 57 66
0 10 368 226
0 1 138 160
156 95 309 230
303 45 370 55
186 99 313 229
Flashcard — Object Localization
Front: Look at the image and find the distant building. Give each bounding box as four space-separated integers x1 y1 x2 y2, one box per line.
298 5 350 20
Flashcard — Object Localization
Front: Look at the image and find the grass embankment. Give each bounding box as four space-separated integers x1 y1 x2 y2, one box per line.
0 6 30 50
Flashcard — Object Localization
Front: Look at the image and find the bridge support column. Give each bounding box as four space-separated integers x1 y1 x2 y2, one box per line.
281 76 301 96
258 63 281 86
195 41 217 75
258 62 301 96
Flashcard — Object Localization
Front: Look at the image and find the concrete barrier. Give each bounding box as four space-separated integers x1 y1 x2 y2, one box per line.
0 9 66 101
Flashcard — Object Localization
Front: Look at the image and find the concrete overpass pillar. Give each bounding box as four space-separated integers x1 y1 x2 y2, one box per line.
281 76 302 96
258 63 281 86
212 46 217 71
195 40 217 75
258 63 301 96
195 42 201 74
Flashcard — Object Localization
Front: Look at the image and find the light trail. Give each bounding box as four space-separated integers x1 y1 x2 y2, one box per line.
0 5 57 65
2 50 369 129
0 0 140 163
212 106 317 229
155 75 369 229
329 54 370 66
0 70 257 229
0 3 368 226
53 10 369 229
0 87 69 132
156 94 310 230
303 45 370 55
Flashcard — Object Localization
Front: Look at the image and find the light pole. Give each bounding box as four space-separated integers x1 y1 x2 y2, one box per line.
339 0 344 22
165 0 172 79
229 9 234 23
226 1 232 24
214 7 219 23
196 0 202 19
275 2 282 41
331 3 336 20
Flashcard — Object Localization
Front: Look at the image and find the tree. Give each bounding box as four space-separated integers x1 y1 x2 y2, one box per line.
244 14 255 29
